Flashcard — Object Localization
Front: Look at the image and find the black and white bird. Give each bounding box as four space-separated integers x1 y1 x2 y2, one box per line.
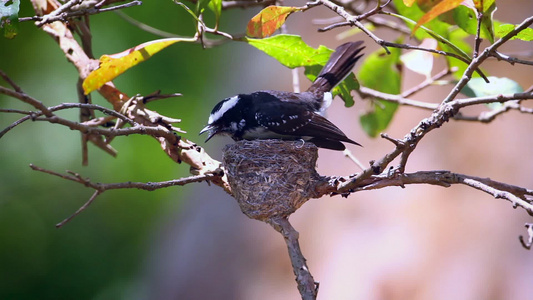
200 41 365 151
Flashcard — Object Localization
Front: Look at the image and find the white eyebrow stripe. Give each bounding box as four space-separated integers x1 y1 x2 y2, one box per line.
208 96 239 124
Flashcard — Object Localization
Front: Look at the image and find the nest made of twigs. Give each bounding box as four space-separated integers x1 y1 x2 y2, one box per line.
223 139 320 221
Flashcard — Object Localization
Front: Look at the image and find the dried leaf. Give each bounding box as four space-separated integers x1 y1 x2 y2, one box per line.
413 0 463 34
246 6 301 38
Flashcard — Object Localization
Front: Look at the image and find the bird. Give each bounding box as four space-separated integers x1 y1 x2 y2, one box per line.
200 41 365 151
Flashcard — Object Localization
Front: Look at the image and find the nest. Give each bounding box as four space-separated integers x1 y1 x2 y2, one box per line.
223 140 320 221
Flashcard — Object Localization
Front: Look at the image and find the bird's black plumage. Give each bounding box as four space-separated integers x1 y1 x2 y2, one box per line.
200 41 365 151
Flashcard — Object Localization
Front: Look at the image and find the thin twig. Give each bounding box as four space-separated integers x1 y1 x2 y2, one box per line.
358 86 438 110
320 1 410 35
343 149 365 171
0 108 34 114
24 0 143 26
401 67 456 98
29 163 224 226
383 41 488 81
0 102 137 138
366 15 411 35
56 190 101 228
473 10 483 58
490 51 533 66
114 10 187 38
222 0 275 10
317 0 390 54
30 163 222 191
450 91 533 108
453 100 530 123
0 86 53 117
35 0 84 26
143 91 183 104
0 69 24 93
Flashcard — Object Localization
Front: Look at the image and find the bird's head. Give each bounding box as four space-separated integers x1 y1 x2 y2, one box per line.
199 95 242 142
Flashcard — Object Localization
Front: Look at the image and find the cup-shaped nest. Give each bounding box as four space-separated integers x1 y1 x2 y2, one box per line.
223 140 320 221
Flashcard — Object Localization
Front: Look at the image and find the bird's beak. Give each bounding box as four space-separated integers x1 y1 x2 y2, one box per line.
199 124 217 142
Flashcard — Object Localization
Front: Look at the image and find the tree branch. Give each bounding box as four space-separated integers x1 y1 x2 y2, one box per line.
441 15 533 104
315 170 533 215
0 80 230 193
267 217 318 300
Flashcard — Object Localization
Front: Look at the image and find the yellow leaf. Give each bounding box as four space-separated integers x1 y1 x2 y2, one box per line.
246 6 301 38
82 38 193 95
403 0 417 7
412 0 463 34
472 0 495 12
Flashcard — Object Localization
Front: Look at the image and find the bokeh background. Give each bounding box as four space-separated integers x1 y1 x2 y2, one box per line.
1 1 532 299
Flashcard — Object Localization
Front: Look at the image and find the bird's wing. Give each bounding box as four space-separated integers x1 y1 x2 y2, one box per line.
255 106 360 146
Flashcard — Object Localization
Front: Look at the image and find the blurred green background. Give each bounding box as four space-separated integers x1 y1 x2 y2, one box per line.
2 1 533 300
0 1 261 299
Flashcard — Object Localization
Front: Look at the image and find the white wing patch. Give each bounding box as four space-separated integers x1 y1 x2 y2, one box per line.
319 92 333 116
208 96 239 124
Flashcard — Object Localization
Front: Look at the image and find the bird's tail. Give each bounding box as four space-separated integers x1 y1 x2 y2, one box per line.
307 41 365 96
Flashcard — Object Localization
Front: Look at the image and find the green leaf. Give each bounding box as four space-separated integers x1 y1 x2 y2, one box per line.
461 76 523 109
246 35 359 106
358 47 401 137
455 1 496 43
389 5 489 81
496 24 533 41
174 1 202 24
333 73 359 107
453 6 476 34
461 76 523 97
245 34 332 68
196 0 211 15
208 0 222 29
0 0 19 39
473 0 495 12
390 11 471 61
445 28 472 79
479 2 496 43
